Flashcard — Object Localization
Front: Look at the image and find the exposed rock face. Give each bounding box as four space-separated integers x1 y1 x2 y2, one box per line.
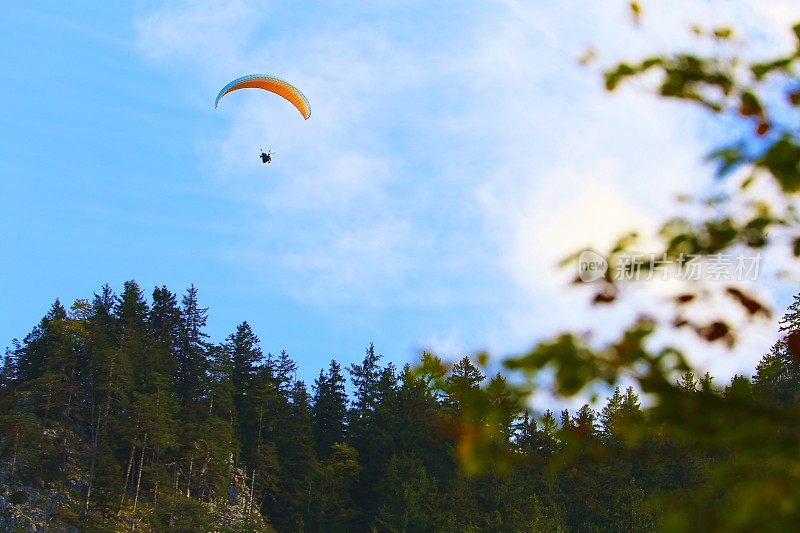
211 467 273 532
0 475 80 533
0 428 272 532
0 427 85 532
1 467 272 532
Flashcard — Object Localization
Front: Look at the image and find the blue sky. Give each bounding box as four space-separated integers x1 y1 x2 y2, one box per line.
2 0 798 386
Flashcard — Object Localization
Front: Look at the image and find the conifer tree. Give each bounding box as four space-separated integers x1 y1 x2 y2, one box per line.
311 359 348 458
347 345 395 528
485 373 519 441
14 299 68 383
445 357 485 409
150 286 181 343
677 370 697 393
753 341 799 404
271 380 318 531
779 292 800 334
270 349 298 394
222 321 263 467
149 285 181 382
396 364 451 480
116 281 150 392
104 281 155 515
0 348 15 397
601 387 625 439
349 343 382 419
83 285 124 515
175 285 211 411
313 442 360 531
197 343 237 503
535 410 560 457
228 322 263 397
573 404 597 439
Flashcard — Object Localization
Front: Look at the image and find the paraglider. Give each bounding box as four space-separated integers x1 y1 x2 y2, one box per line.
215 74 310 165
214 74 311 119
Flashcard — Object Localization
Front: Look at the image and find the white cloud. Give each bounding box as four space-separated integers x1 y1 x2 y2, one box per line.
135 0 261 75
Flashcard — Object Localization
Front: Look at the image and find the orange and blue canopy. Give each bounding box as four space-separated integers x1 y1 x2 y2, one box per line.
214 74 310 120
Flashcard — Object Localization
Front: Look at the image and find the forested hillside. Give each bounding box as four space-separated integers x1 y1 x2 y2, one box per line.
0 282 798 531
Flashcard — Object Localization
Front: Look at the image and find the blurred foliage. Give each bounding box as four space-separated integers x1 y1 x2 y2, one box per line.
426 11 800 532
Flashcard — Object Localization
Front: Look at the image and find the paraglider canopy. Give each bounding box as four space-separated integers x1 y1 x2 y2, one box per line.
214 74 311 120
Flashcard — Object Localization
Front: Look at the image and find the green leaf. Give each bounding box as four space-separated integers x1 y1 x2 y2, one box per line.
760 136 800 193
